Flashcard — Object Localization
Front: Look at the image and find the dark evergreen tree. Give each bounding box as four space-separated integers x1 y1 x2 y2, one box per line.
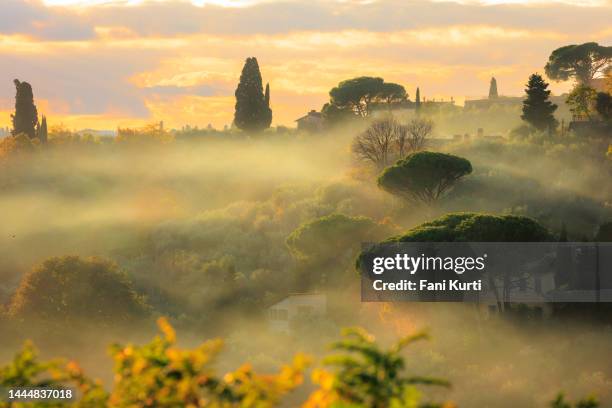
11 79 38 139
521 74 558 132
263 82 272 128
488 77 498 99
234 57 272 132
39 115 48 144
415 87 421 111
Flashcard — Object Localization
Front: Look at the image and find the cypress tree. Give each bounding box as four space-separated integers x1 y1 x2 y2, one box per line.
11 79 38 139
234 57 272 132
521 74 558 132
263 83 272 128
39 115 48 144
488 77 498 99
415 87 421 111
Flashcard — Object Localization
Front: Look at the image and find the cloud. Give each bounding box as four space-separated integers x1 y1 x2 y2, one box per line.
0 0 95 40
0 0 609 129
4 0 612 38
438 0 611 5
143 84 222 97
0 43 156 118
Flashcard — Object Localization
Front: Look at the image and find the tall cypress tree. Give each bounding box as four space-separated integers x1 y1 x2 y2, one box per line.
488 77 498 99
39 115 48 144
415 87 421 111
234 57 272 131
521 74 558 132
263 83 272 128
11 79 38 139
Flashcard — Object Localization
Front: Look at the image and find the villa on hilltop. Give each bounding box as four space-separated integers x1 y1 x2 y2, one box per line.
464 77 567 111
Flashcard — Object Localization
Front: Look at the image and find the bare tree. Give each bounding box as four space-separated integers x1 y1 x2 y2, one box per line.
394 123 408 159
352 117 398 169
352 117 434 169
404 118 433 153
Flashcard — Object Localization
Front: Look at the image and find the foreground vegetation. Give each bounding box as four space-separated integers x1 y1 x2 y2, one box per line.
0 319 600 408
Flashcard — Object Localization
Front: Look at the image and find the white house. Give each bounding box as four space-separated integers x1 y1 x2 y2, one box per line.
267 293 327 333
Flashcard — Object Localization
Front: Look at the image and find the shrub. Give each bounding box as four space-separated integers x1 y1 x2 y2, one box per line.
286 214 382 262
305 327 450 408
8 256 149 324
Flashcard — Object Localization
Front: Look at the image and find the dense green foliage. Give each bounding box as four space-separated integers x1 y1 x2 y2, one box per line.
8 256 149 324
1 320 598 408
356 213 552 279
389 212 552 243
0 340 108 407
550 393 599 408
0 341 63 390
107 318 307 407
521 74 558 131
286 213 384 262
377 152 472 204
545 42 612 84
234 57 272 132
307 327 449 408
567 85 597 120
326 77 406 119
0 133 37 159
286 214 391 288
0 318 308 408
11 79 38 139
379 82 408 108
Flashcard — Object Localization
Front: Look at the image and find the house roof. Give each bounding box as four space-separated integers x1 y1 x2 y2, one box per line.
295 110 323 122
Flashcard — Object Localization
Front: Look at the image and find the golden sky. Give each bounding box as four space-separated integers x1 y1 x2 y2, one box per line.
0 0 610 130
